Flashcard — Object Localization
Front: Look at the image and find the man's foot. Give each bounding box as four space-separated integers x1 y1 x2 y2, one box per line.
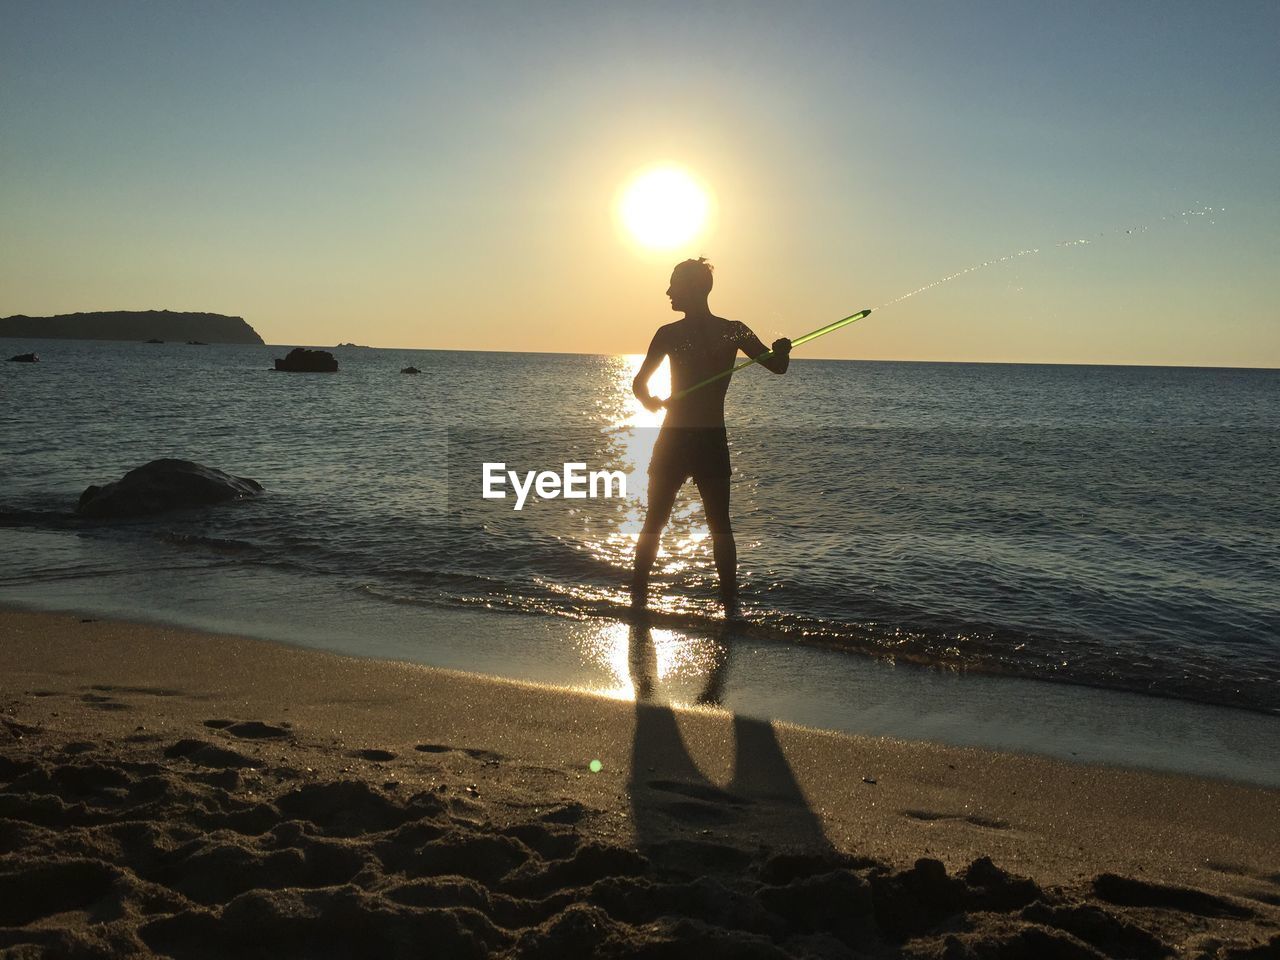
721 593 742 622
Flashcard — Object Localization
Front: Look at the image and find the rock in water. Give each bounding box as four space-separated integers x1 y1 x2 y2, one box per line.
77 459 263 518
7 353 38 362
401 366 421 374
274 347 338 372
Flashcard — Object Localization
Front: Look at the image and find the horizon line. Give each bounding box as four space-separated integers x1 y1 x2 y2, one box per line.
289 342 1280 372
4 334 1277 371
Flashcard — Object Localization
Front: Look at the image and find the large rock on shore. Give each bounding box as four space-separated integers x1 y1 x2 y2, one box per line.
274 348 338 372
76 459 263 518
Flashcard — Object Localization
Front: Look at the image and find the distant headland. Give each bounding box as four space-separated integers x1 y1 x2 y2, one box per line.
0 310 264 345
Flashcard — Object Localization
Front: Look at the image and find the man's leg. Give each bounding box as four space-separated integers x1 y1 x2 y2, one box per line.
631 473 682 608
694 474 737 616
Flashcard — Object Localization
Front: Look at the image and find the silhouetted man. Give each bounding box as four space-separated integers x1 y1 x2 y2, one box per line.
631 258 790 617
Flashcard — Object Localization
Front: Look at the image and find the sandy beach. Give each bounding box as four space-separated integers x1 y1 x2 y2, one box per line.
6 1 1278 956
1 607 1277 958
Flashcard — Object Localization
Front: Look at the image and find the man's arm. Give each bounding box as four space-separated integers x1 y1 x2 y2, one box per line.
632 328 669 411
732 321 791 374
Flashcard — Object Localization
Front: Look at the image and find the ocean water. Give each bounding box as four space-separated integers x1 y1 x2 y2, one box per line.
2 338 1278 724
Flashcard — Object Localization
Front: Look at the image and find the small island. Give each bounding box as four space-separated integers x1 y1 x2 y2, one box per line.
0 310 264 345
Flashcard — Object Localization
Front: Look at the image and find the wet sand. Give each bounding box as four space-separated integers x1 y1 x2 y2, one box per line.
1 607 1277 958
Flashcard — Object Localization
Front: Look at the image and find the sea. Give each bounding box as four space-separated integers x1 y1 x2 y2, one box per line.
3 339 1278 784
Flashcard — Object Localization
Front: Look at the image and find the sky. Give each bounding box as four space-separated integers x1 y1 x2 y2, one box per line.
2 1 1278 365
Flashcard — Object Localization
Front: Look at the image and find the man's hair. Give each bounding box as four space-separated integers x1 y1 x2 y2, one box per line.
673 257 713 296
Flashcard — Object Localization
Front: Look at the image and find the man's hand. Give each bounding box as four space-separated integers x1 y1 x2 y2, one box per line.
771 337 792 357
639 393 666 412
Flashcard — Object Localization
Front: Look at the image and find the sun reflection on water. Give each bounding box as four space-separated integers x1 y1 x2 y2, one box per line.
573 619 728 705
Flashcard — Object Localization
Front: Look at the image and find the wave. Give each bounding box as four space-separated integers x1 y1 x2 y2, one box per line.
355 568 1280 718
5 503 1276 717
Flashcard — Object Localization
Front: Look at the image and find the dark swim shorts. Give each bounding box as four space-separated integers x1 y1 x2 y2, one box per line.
648 426 732 484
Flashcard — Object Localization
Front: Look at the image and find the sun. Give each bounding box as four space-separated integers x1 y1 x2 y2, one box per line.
617 166 711 250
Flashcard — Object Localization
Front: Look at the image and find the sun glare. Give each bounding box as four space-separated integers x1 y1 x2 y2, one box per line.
618 166 710 250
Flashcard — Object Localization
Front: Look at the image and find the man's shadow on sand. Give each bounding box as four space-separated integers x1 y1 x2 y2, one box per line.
626 619 834 868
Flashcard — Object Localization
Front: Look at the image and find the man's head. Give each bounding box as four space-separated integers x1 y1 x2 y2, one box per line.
667 257 713 313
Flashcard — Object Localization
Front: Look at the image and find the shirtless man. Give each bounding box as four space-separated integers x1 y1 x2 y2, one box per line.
631 258 791 616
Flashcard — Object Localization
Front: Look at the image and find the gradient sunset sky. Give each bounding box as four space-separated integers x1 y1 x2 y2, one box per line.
3 2 1277 366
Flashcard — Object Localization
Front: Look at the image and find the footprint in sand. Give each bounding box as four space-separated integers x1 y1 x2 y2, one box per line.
203 719 290 739
647 779 751 806
414 743 503 762
164 738 263 769
902 808 1011 830
1 719 41 739
644 780 752 825
89 684 181 697
79 693 129 711
1093 873 1256 919
351 749 397 762
124 732 165 743
537 802 588 825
